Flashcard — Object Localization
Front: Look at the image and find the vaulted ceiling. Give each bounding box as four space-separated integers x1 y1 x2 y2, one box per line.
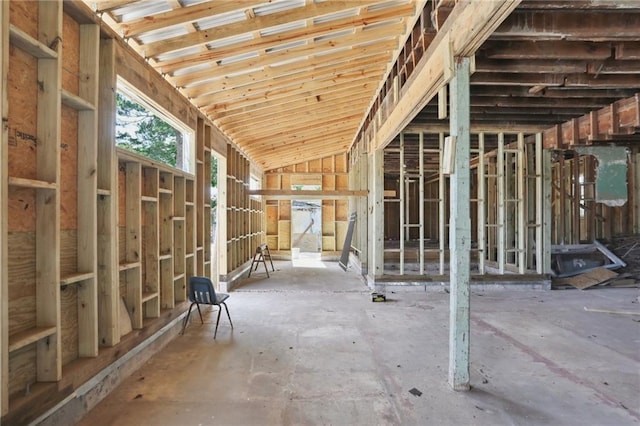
86 0 640 171
88 0 423 170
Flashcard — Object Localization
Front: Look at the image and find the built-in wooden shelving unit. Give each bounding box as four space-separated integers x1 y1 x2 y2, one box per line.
0 3 208 421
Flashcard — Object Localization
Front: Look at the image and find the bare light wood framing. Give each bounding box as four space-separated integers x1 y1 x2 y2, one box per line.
1 0 8 416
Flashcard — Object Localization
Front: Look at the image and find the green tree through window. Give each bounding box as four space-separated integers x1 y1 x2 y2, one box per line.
116 92 181 168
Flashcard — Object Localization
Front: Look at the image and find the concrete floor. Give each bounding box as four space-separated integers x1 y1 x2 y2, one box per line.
77 257 639 425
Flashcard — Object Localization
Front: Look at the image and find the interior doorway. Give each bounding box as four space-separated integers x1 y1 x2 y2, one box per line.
291 199 322 257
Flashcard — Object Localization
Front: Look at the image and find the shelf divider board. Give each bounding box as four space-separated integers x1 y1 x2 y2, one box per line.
143 168 160 319
97 38 119 347
76 23 100 358
173 176 186 302
8 326 58 353
159 172 174 309
36 0 62 383
9 24 57 59
1 1 8 415
125 162 143 329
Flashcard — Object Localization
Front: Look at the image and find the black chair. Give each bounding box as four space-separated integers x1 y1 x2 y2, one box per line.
181 276 233 339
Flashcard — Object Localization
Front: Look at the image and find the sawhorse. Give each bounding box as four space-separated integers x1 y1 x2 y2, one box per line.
248 244 275 277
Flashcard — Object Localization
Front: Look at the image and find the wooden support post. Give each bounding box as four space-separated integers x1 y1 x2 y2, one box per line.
399 132 405 274
517 133 526 273
418 132 425 275
477 133 486 274
497 133 506 274
358 149 369 275
573 155 581 244
36 0 62 382
438 133 446 275
535 134 544 274
125 163 142 329
77 23 99 357
633 149 640 234
1 0 8 414
542 148 552 274
558 155 566 244
97 39 119 346
217 154 228 287
448 57 471 392
368 148 384 283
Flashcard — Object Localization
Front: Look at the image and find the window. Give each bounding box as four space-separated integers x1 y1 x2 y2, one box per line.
115 78 194 172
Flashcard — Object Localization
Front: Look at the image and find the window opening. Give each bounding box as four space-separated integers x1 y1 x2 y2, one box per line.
116 79 194 172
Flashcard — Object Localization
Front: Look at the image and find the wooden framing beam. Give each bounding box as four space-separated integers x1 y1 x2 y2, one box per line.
371 0 521 152
493 10 640 41
157 5 411 75
193 66 386 106
181 49 392 98
77 23 100 357
183 52 391 99
220 96 372 133
119 1 268 37
36 0 62 382
144 1 382 57
97 39 120 347
0 0 8 416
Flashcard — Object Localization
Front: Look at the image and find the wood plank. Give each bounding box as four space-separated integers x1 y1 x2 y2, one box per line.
1 0 9 414
97 38 119 347
374 0 521 152
9 24 57 59
35 0 62 382
61 89 94 111
145 1 383 57
8 326 57 353
556 268 619 290
125 162 142 329
8 176 56 190
76 23 99 357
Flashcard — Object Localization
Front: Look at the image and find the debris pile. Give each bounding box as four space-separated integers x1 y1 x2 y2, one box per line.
552 236 639 290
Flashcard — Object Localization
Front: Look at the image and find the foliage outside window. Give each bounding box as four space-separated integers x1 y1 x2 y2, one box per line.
115 82 193 172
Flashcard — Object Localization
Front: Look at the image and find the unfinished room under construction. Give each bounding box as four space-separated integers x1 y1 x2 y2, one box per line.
1 0 639 424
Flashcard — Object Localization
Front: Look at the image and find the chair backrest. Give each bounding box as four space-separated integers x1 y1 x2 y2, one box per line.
189 276 216 305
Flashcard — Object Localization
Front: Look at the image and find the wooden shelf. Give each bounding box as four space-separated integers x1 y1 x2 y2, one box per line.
141 292 158 303
9 24 57 59
8 326 57 353
141 195 157 202
8 176 57 190
61 89 95 111
60 271 94 286
119 262 141 271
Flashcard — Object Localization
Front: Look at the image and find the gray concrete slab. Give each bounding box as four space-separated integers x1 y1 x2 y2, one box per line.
77 259 640 426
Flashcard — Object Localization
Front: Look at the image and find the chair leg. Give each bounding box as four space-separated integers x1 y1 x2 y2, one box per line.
222 302 233 329
195 302 203 324
213 306 223 339
181 302 195 335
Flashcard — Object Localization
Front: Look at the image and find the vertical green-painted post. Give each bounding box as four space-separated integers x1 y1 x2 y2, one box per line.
448 56 471 391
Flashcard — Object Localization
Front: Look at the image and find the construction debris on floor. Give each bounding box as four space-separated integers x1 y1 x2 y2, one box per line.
552 235 640 290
